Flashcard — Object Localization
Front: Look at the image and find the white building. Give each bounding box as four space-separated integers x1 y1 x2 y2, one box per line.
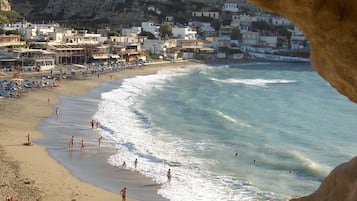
223 2 239 13
231 14 258 33
143 39 176 55
257 13 272 24
199 23 216 37
141 22 160 39
148 6 161 15
260 35 278 47
242 31 260 45
10 48 55 71
47 28 73 43
165 16 174 22
272 17 292 26
63 31 103 45
109 36 142 45
192 11 220 19
289 26 309 50
172 27 197 39
122 27 142 37
2 21 60 41
232 14 258 24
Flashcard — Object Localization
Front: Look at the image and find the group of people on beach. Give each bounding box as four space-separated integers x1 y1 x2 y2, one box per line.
68 135 104 151
90 119 100 129
121 158 172 184
66 119 104 151
55 107 175 201
121 158 139 170
68 136 85 151
117 162 172 201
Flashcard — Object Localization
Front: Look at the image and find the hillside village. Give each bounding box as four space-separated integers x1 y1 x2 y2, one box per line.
0 0 310 75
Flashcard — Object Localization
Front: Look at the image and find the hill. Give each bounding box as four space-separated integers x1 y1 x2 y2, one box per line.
10 0 222 29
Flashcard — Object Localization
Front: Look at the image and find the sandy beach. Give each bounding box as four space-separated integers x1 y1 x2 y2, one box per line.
0 60 197 201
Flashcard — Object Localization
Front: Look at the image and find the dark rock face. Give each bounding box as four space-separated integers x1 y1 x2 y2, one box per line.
11 0 127 25
247 1 357 201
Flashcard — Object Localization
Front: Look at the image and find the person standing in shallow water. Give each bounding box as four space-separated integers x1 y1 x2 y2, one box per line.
167 168 172 184
134 158 138 169
98 136 103 147
80 140 85 151
56 107 59 120
91 119 95 129
69 136 74 150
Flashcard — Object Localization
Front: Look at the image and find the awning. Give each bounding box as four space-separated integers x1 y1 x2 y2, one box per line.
0 58 17 62
109 54 120 59
92 55 109 59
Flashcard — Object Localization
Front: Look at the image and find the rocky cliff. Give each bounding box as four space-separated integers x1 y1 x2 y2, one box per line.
11 0 133 26
247 0 357 201
43 0 122 20
290 156 357 201
0 0 11 11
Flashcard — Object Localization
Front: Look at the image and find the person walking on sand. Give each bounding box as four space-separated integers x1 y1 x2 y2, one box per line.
55 107 60 120
120 187 127 201
167 168 172 184
69 136 74 150
48 98 50 106
80 140 85 151
26 133 32 145
98 136 103 147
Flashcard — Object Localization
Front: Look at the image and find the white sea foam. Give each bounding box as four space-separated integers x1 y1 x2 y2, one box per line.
215 110 252 128
211 78 296 87
93 66 275 201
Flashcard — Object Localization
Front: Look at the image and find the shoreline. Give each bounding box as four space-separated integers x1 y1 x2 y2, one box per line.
0 60 199 200
37 77 168 201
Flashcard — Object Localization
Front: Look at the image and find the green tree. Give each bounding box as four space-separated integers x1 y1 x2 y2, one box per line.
0 11 22 24
139 31 156 39
251 21 271 31
211 19 221 31
107 31 121 37
0 29 21 35
230 26 240 40
159 23 172 39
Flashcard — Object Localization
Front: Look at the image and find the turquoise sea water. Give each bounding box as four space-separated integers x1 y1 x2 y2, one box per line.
94 62 357 200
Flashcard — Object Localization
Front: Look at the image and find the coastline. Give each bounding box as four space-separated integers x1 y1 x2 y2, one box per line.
0 60 198 200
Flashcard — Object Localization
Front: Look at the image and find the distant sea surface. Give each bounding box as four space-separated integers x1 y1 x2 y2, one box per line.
94 62 357 201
